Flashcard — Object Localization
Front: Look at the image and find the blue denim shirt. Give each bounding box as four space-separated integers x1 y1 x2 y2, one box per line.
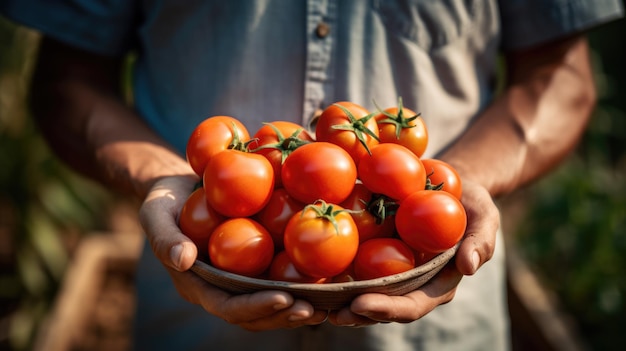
1 1 623 350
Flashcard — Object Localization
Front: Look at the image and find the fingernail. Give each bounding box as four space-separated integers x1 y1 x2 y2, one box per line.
472 251 481 272
170 244 183 270
288 312 309 322
273 302 289 311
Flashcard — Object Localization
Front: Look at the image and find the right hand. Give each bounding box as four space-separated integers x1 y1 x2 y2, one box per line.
138 175 329 330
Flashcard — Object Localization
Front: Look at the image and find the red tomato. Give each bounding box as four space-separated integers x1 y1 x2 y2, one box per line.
331 262 357 283
186 116 250 177
374 101 428 157
178 187 225 258
203 149 274 218
281 142 357 204
208 218 274 277
421 158 463 200
315 101 379 166
284 202 359 278
249 121 314 188
396 190 467 254
353 238 416 280
268 251 327 283
413 250 439 267
254 188 306 249
339 183 396 243
358 143 426 201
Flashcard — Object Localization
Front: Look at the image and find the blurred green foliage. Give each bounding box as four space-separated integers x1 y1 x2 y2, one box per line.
0 17 113 351
513 16 626 351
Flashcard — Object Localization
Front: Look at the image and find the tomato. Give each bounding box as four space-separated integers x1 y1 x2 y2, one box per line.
203 149 274 218
315 101 379 166
358 143 426 201
281 142 357 204
353 238 416 280
249 121 314 188
374 99 428 157
268 251 327 283
254 188 306 249
421 158 463 200
339 183 396 243
284 202 359 278
413 250 439 267
331 262 357 283
186 116 250 177
208 218 274 277
178 187 225 258
395 190 467 254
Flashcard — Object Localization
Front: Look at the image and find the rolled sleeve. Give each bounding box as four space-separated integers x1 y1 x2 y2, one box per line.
0 0 138 57
499 0 624 51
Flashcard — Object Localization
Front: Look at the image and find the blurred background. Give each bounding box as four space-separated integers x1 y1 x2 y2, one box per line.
1 9 625 351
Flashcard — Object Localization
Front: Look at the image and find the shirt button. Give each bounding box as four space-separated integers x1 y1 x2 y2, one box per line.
315 22 330 38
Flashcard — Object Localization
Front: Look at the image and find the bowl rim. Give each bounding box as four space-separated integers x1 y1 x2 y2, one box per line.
190 241 460 291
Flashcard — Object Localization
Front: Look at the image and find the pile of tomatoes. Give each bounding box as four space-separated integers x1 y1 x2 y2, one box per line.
179 99 467 283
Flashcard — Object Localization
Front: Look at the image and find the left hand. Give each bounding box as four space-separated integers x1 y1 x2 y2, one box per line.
328 180 499 326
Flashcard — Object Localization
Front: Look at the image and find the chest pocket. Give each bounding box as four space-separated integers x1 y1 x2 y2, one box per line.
372 0 484 52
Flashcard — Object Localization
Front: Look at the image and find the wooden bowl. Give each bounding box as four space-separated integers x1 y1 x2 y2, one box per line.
190 243 459 310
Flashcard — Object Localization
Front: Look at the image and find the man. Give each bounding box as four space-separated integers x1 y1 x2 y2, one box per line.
1 1 623 350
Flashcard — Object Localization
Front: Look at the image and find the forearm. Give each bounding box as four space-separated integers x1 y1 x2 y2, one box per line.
439 36 596 197
30 38 195 200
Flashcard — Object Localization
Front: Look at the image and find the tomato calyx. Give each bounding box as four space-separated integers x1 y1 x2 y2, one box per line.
249 122 311 163
375 97 423 140
331 103 380 155
366 193 399 224
425 173 445 191
227 122 249 151
303 200 356 235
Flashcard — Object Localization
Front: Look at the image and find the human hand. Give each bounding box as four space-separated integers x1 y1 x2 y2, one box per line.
328 180 499 326
138 175 328 331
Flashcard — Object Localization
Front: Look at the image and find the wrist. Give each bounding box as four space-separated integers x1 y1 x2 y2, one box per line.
96 141 198 200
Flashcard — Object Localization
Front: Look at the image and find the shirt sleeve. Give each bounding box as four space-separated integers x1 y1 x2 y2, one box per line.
499 0 624 51
0 0 138 57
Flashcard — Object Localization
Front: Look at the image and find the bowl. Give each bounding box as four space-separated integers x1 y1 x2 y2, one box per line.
190 242 459 310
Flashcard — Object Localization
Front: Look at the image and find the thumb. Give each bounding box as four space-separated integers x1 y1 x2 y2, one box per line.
455 181 499 275
139 177 199 271
162 239 198 272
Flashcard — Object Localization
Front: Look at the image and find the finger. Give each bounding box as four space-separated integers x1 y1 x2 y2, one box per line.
347 264 462 323
456 182 499 275
238 302 329 331
186 274 325 330
168 268 304 324
139 176 198 271
327 308 379 327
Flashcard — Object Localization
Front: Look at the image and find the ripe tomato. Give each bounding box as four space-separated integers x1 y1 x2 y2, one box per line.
358 143 426 201
249 121 314 188
186 116 250 177
353 238 416 280
331 262 357 283
339 183 396 243
422 158 463 200
284 202 359 278
268 251 327 283
374 99 428 157
178 187 225 258
208 217 274 277
396 190 467 254
315 101 379 166
413 250 439 267
281 142 357 204
203 149 274 218
254 188 306 249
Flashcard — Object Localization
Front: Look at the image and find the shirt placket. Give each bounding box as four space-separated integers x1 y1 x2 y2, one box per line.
302 0 337 130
